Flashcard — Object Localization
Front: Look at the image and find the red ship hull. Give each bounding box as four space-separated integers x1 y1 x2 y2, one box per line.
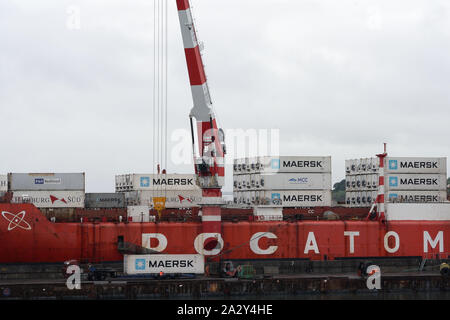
0 204 448 264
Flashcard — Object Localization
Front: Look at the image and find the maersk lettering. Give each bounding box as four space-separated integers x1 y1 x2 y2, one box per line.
399 178 438 185
152 178 194 186
282 161 323 168
283 195 323 202
149 259 194 268
396 195 439 202
399 161 438 169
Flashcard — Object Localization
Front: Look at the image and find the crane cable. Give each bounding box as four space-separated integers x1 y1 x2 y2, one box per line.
152 0 169 197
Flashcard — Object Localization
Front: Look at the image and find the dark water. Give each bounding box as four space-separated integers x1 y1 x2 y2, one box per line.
167 290 450 300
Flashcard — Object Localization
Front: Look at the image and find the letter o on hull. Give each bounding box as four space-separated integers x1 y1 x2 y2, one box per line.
384 231 400 253
194 233 224 255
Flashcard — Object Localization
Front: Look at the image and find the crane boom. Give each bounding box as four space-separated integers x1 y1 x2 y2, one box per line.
176 0 225 191
176 0 225 252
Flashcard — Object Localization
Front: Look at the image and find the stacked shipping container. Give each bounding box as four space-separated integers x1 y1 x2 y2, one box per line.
233 156 332 207
9 173 86 208
0 175 7 192
345 157 447 207
115 174 202 209
84 193 126 209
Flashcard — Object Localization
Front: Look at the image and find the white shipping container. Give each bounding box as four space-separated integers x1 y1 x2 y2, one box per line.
386 174 447 191
259 190 332 207
386 203 450 221
124 254 204 275
233 159 238 175
355 175 362 189
360 158 368 172
387 191 447 203
385 157 447 174
350 176 356 190
345 176 351 190
116 174 200 192
259 173 331 190
258 156 332 173
345 160 351 175
369 158 379 172
0 175 7 191
12 190 85 208
135 190 202 208
127 206 150 222
9 173 85 191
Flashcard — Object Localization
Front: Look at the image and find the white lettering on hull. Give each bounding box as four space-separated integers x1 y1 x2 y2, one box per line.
135 230 447 256
344 231 360 254
304 232 319 254
384 231 400 253
194 233 224 255
250 232 278 255
424 231 444 253
142 233 168 252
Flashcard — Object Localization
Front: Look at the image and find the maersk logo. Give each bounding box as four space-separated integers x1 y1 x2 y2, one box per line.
389 160 398 170
271 193 281 200
135 259 146 270
140 177 150 187
389 177 398 187
271 159 280 169
389 193 398 199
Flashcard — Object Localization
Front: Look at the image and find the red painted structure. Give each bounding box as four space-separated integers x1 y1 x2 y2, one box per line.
1 203 448 264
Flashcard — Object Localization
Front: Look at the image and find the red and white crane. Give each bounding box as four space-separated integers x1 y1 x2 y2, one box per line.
176 0 226 251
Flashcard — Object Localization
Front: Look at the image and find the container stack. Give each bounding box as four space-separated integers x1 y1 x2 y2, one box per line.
233 156 332 207
115 174 202 208
0 174 7 192
344 158 379 207
345 157 448 207
9 173 86 208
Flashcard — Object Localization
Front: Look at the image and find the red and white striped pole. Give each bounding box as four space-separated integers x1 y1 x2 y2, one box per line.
367 143 387 222
176 0 224 252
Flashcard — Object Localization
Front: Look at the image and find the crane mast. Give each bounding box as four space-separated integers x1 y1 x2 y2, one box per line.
176 0 225 251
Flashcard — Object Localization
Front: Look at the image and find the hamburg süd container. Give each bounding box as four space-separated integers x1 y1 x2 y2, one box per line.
9 173 85 191
135 190 202 208
12 190 85 208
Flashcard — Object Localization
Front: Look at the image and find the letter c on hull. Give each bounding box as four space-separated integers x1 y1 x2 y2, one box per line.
194 233 224 255
142 233 168 252
250 232 278 255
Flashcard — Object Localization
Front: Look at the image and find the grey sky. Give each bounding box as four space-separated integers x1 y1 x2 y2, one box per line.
1 0 449 193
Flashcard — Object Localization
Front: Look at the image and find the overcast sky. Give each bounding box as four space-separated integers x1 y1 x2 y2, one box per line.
1 0 449 193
